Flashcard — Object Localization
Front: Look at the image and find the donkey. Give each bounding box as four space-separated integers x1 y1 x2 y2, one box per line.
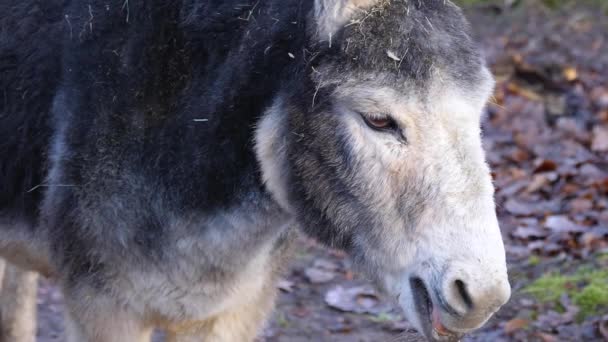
0 0 511 341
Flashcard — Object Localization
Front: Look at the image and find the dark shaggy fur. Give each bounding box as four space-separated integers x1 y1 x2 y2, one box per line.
0 0 481 271
0 0 488 338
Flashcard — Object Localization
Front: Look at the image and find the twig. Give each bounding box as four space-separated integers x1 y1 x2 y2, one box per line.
88 4 94 33
27 184 77 193
64 14 73 40
238 0 260 21
122 0 130 23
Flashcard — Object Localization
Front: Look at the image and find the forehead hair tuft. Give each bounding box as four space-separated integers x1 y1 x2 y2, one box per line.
313 0 381 40
311 0 486 91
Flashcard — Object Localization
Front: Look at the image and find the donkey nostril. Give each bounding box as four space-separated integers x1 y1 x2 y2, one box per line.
455 279 474 311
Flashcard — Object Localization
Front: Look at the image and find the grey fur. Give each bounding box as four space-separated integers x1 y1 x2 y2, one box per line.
0 0 509 341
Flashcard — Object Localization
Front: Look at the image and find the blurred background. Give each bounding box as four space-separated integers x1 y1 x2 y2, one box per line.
34 1 608 341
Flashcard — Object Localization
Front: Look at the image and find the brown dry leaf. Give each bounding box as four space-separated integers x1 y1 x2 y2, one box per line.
525 173 557 193
561 183 581 196
580 226 608 250
591 125 608 152
507 82 544 101
533 159 558 173
504 318 529 334
562 67 578 82
509 148 532 162
594 177 608 193
537 332 558 342
568 198 593 213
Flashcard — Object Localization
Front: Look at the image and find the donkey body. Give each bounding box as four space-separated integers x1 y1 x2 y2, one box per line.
1 1 510 341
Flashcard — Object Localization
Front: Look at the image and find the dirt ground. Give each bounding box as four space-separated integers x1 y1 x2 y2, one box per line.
34 4 608 342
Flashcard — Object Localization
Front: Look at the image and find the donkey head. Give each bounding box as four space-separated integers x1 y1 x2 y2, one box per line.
257 1 510 340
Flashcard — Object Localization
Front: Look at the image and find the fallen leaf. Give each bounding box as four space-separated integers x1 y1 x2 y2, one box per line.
544 215 587 233
504 199 560 216
386 319 415 333
527 241 562 254
325 285 390 314
545 93 567 117
304 267 335 284
507 82 543 101
533 159 558 173
579 163 607 180
504 318 529 334
498 180 528 196
313 259 339 271
536 332 558 342
504 199 536 216
562 67 578 82
525 173 558 193
536 310 576 328
277 279 295 293
506 245 531 259
512 225 548 239
591 87 608 110
568 198 593 213
591 125 608 152
510 148 531 162
580 226 608 250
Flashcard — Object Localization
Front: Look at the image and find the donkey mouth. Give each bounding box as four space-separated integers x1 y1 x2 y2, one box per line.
410 278 463 342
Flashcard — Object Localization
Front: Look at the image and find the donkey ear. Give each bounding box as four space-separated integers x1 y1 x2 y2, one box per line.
313 0 378 40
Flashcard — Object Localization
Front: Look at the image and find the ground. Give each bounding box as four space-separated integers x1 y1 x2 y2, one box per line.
34 3 608 342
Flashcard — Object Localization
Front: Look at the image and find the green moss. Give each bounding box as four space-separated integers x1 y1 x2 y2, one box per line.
368 313 396 323
276 313 290 328
528 255 541 266
523 273 573 303
523 269 608 319
572 278 608 318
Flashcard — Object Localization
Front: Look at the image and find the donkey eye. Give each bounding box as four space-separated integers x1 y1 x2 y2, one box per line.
362 114 398 131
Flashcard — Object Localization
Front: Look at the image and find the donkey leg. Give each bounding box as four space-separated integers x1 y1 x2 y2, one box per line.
0 262 38 342
63 291 153 342
166 284 277 342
